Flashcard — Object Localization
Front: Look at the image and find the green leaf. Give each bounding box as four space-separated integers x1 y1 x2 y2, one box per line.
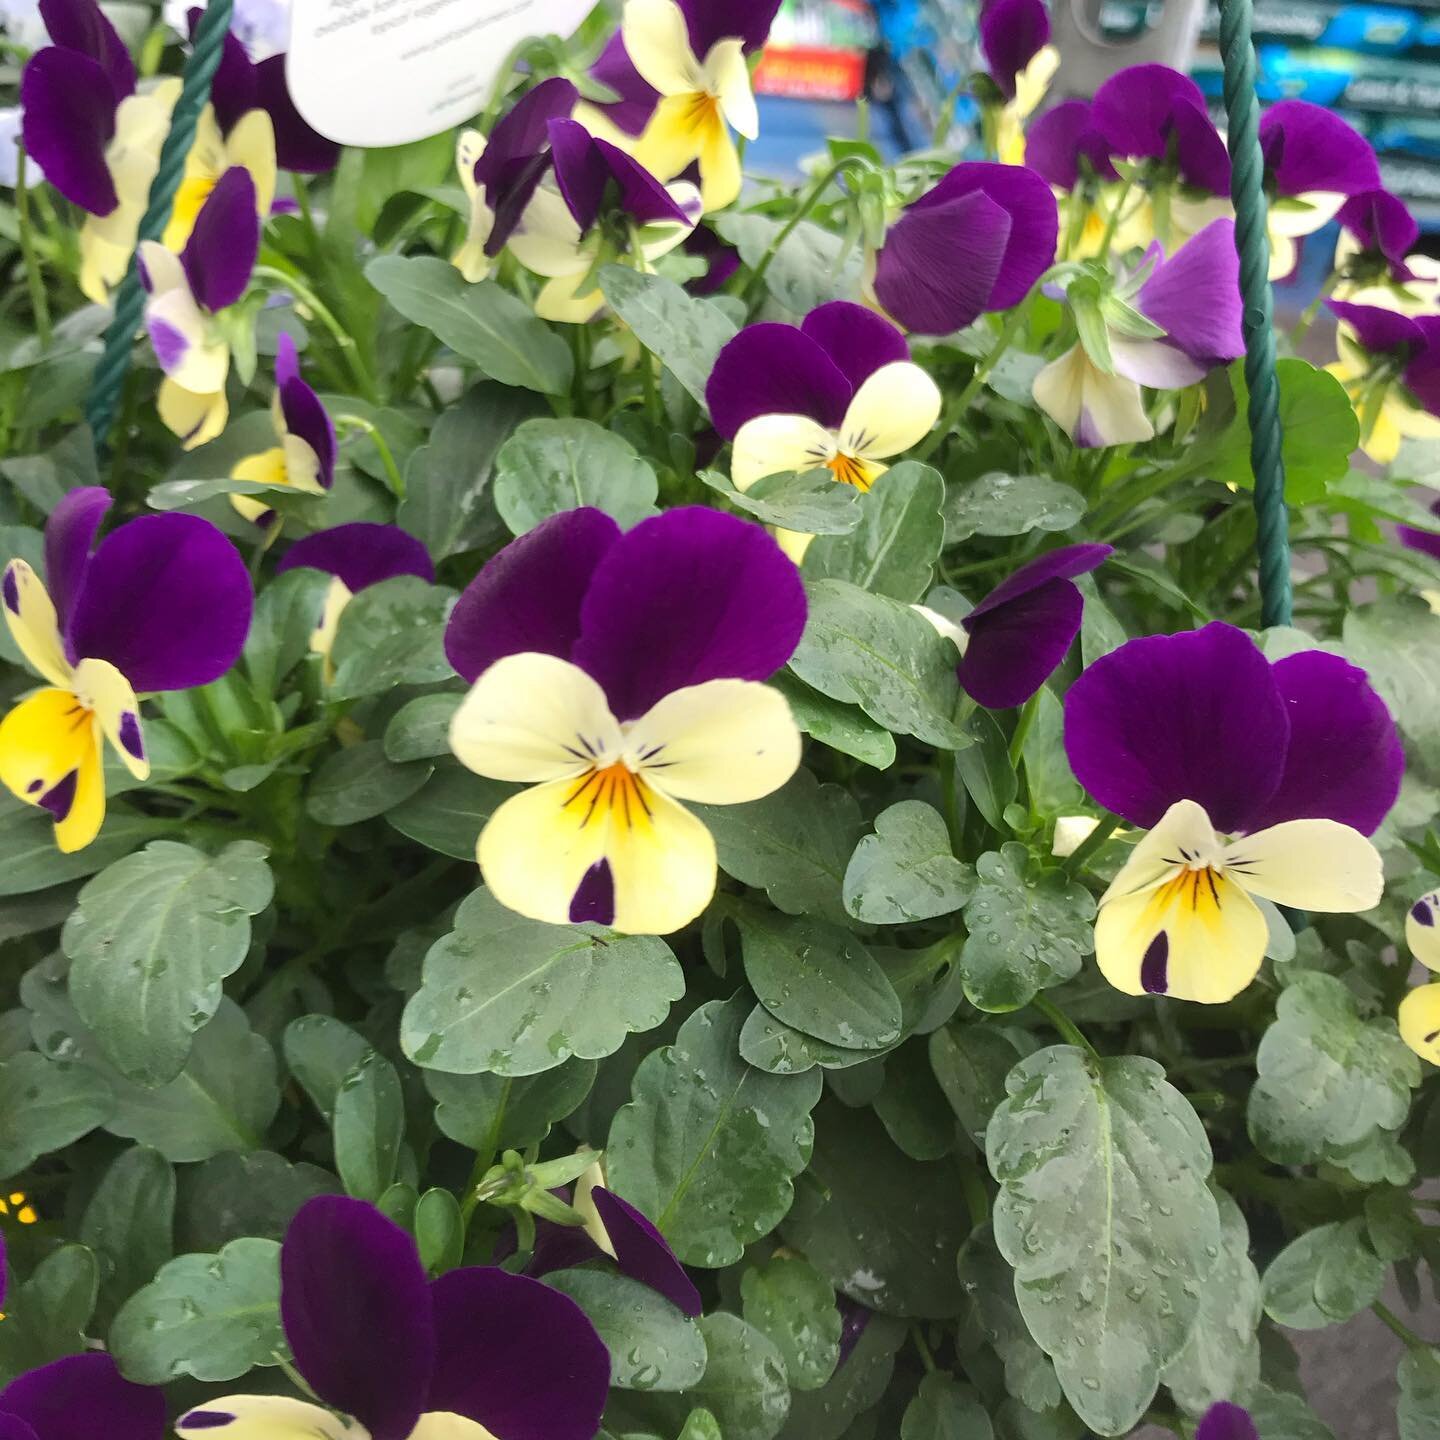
547 1269 707 1391
714 213 863 315
327 575 457 701
110 1237 283 1384
986 1046 1221 1434
737 1007 879 1075
63 840 274 1085
741 1255 842 1391
694 767 863 925
401 888 684 1075
959 845 1095 1012
386 763 510 859
494 418 658 535
1210 358 1357 502
385 694 463 762
944 473 1085 542
732 905 902 1049
306 741 433 825
398 381 544 559
1247 973 1419 1167
1343 598 1440 783
872 1041 956 1161
845 800 975 924
243 568 330 700
365 257 572 394
803 463 945 602
1020 687 1084 816
654 1314 791 1440
0 1052 113 1179
0 803 170 897
607 996 822 1267
424 1058 597 1150
283 1014 371 1122
598 266 738 411
1262 1218 1385 1329
414 1188 464 1274
930 1024 1027 1150
1245 1385 1335 1440
955 707 1017 831
901 1374 993 1440
778 1314 907 1440
1399 1348 1440 1440
781 1101 970 1317
768 672 895 770
79 1147 175 1324
333 1050 405 1202
700 469 861 536
1161 1188 1262 1415
176 1151 337 1252
0 1245 97 1382
789 580 968 747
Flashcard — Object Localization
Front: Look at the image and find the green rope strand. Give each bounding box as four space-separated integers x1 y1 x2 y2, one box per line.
1216 0 1294 627
85 0 235 453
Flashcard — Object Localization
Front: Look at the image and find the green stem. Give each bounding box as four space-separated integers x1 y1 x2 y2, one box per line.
1292 271 1340 346
1062 812 1122 876
1095 175 1136 261
1032 994 1099 1058
253 264 379 403
14 147 52 350
1373 1301 1428 1350
910 1326 938 1374
1088 452 1212 537
336 413 405 498
919 301 1033 460
742 158 865 305
1007 691 1041 768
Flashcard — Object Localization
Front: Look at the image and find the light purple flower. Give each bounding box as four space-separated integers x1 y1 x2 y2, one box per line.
173 1196 610 1440
1091 64 1231 195
1329 299 1440 420
872 161 1059 335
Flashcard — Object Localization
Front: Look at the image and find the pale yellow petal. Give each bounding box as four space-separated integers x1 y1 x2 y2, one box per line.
1100 799 1221 905
176 1395 357 1440
2 560 72 688
706 37 757 139
534 272 606 325
622 0 702 95
698 113 741 211
841 361 943 461
1221 819 1383 913
159 379 230 450
73 658 148 781
1407 891 1440 973
633 93 710 186
731 414 836 490
507 185 589 278
226 107 278 218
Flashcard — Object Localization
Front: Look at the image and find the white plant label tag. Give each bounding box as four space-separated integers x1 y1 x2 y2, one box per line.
286 0 596 148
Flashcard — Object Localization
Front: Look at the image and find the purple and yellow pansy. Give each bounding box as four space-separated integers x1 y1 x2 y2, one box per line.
1401 888 1440 1062
230 334 337 524
140 165 261 449
444 506 805 935
1033 218 1246 447
706 301 942 558
174 1195 610 1440
1333 188 1440 315
0 489 252 851
1064 622 1400 1003
275 523 435 672
978 0 1058 165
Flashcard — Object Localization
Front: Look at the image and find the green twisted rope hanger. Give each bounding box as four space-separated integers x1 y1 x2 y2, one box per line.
85 0 235 452
1215 0 1294 628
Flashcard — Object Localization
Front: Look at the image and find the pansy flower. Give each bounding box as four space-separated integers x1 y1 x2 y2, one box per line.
0 1353 164 1440
1198 1403 1257 1440
0 489 252 851
1334 188 1440 317
1324 299 1440 465
609 0 772 212
445 506 805 934
1259 100 1380 280
502 117 701 325
452 78 579 284
1064 623 1400 1003
1033 219 1245 447
1401 890 1440 1062
977 0 1059 165
706 301 942 559
869 161 1058 336
141 166 260 449
918 544 1113 709
174 1196 611 1440
275 523 435 672
230 334 336 524
1026 99 1127 258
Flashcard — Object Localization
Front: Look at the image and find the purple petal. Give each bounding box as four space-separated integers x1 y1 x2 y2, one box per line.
510 1216 607 1278
874 191 1011 335
684 226 740 295
968 543 1112 622
836 1298 872 1367
427 1268 610 1440
910 162 1058 310
275 523 432 592
254 55 342 173
549 119 691 232
476 78 577 255
0 1415 36 1440
65 514 253 691
573 507 808 721
44 486 110 633
1092 64 1206 158
1063 622 1290 832
39 0 134 98
207 29 258 136
587 33 659 138
274 342 336 489
0 1354 163 1440
181 166 258 313
444 508 621 684
20 49 118 214
1327 299 1423 357
592 1187 702 1317
1169 98 1232 194
1196 1403 1258 1440
959 579 1083 709
980 0 1050 98
706 323 852 438
1338 188 1419 270
680 0 782 55
597 136 693 226
800 301 910 395
1244 650 1403 835
1025 100 1119 189
1259 101 1379 200
281 1198 434 1440
1138 220 1244 366
1399 498 1440 561
1404 317 1440 417
275 331 300 389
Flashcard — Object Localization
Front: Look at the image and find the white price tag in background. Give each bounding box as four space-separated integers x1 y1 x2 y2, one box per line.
287 0 597 148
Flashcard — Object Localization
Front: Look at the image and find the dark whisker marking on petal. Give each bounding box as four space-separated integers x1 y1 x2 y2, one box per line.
635 743 667 762
579 734 598 758
563 771 602 807
1426 1028 1440 1045
1161 855 1183 865
1204 869 1221 907
560 743 590 762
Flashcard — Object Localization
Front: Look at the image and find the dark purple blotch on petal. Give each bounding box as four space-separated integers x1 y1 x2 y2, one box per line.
38 771 78 822
1140 932 1169 994
1025 99 1119 190
800 301 910 396
591 1187 702 1317
181 166 259 313
40 0 135 99
117 712 144 761
705 322 852 438
1413 899 1435 926
979 0 1050 98
444 509 620 685
280 1197 434 1440
1196 1402 1259 1440
0 1353 165 1440
43 486 110 632
427 1267 610 1440
1259 100 1379 200
176 1415 233 1431
574 507 808 721
205 25 259 136
2 570 18 614
836 1298 872 1367
20 49 119 214
148 318 190 374
275 523 433 594
66 514 253 693
569 859 615 925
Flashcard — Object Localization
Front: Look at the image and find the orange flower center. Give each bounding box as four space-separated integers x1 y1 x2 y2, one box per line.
827 452 876 490
561 762 656 833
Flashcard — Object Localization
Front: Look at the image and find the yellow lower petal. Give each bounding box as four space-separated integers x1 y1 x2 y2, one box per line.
410 1413 500 1440
731 414 836 491
698 110 741 212
0 688 107 853
534 271 606 326
159 379 229 450
176 1395 357 1440
73 658 148 781
634 92 713 185
1399 985 1440 1065
2 560 72 688
1407 891 1440 973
